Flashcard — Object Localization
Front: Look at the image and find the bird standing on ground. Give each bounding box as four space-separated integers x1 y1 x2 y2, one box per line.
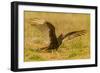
30 18 87 51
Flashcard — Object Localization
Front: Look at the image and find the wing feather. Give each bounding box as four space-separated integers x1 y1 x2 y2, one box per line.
63 30 87 40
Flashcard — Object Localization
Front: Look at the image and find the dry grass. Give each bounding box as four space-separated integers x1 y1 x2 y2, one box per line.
24 11 90 62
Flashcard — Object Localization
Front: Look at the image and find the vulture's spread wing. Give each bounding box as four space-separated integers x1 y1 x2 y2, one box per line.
63 30 87 40
30 18 58 45
45 22 58 44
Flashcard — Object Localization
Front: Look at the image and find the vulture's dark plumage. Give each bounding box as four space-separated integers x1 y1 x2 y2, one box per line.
30 18 87 51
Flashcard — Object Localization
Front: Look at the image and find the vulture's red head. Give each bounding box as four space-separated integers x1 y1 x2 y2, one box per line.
61 33 64 37
59 33 64 40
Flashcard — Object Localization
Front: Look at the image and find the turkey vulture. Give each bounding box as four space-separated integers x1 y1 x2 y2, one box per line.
30 18 87 51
